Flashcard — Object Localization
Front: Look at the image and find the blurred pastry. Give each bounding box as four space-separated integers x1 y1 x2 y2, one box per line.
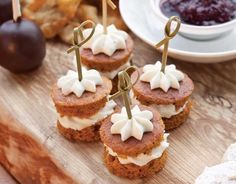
23 0 81 38
22 0 128 43
58 21 80 44
77 0 128 31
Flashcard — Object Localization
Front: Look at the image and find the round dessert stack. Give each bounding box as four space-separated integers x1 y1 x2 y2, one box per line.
100 105 169 178
79 23 134 93
131 62 194 131
52 69 117 142
77 1 133 94
52 20 117 142
131 16 194 131
100 69 169 178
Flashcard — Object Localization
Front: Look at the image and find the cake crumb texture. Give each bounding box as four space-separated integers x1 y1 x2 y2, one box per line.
164 101 192 131
104 150 167 179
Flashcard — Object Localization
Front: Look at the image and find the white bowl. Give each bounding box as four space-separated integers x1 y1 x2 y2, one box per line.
150 0 236 40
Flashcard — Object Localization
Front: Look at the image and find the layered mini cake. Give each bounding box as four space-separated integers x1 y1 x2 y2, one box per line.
100 105 169 179
51 68 117 142
78 24 134 93
131 61 194 130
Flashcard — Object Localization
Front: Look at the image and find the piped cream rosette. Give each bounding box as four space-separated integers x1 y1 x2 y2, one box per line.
57 68 103 97
140 61 184 92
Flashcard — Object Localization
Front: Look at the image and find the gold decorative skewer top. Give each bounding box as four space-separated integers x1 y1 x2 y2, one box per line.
102 0 116 34
155 16 181 72
67 20 95 81
109 66 140 119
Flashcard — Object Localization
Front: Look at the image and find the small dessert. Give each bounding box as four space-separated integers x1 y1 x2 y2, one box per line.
51 20 117 142
100 68 169 179
223 143 236 162
195 161 236 184
160 0 236 26
79 0 134 93
0 0 46 73
131 17 194 130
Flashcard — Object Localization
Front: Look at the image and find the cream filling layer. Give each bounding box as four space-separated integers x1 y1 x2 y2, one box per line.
58 100 116 131
130 91 187 118
73 56 131 80
100 61 131 79
105 133 169 166
149 101 188 119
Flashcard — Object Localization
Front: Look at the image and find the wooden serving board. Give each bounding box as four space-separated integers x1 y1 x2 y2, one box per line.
0 35 236 184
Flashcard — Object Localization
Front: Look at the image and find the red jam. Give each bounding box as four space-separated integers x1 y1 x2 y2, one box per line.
160 0 236 26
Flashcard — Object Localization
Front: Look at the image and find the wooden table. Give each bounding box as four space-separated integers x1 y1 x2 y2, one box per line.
0 35 236 184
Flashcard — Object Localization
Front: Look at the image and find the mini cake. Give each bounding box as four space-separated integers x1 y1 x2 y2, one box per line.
100 105 169 178
131 61 194 130
195 161 236 184
78 24 134 93
51 68 117 142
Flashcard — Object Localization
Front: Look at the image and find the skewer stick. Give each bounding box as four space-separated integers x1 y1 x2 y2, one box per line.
155 16 181 72
109 66 140 119
102 0 116 34
67 20 95 81
12 0 22 22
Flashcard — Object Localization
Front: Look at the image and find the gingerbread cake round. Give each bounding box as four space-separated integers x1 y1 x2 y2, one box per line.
51 69 117 142
100 105 169 178
131 61 194 130
78 24 134 93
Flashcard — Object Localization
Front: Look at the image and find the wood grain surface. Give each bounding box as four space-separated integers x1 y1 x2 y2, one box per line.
0 107 78 184
0 166 17 184
0 34 236 184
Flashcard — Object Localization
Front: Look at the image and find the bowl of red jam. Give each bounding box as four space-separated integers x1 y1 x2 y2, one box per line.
151 0 236 40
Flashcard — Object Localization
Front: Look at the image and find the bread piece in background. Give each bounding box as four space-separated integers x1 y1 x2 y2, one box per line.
22 0 128 44
23 0 81 38
59 21 80 44
59 0 128 44
59 4 99 44
79 0 128 30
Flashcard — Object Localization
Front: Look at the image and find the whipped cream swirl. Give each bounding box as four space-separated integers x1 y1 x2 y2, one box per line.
57 69 103 98
111 105 153 141
82 24 128 56
106 133 169 166
140 61 184 92
58 100 117 130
